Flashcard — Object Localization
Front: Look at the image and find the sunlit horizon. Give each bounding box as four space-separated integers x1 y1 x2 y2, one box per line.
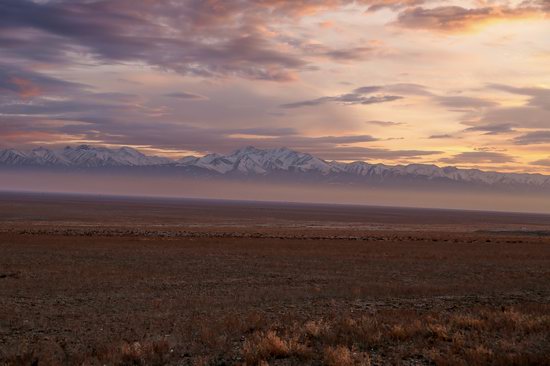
1 0 549 174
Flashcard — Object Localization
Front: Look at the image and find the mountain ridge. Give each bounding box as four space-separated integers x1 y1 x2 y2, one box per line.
1 145 549 189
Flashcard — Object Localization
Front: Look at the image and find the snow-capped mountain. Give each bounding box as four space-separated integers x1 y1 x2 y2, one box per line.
0 145 171 168
61 145 172 167
176 146 334 175
0 149 32 165
1 145 549 189
28 147 72 166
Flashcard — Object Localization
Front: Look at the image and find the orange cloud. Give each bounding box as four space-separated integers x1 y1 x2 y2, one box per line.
365 0 425 12
10 77 41 98
396 4 547 32
319 20 335 28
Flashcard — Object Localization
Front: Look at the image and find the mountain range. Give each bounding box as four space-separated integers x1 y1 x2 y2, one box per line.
1 145 549 190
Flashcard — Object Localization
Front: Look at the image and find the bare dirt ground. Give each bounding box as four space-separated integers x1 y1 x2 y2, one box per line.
0 192 549 365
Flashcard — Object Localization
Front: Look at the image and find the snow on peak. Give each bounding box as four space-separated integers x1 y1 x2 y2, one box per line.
1 145 549 188
177 146 335 175
0 145 172 167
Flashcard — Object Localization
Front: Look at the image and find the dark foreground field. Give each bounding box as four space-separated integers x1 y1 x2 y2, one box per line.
0 193 549 365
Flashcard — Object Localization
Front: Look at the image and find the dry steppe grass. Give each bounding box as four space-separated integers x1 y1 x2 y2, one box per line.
5 304 548 365
1 232 549 366
0 193 549 365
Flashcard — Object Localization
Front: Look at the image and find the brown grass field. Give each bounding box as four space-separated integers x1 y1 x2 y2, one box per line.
0 192 549 365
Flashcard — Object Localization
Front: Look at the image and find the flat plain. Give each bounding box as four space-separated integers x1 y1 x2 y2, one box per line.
0 192 549 366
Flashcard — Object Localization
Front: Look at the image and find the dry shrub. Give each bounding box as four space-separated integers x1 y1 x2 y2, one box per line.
113 339 170 365
389 324 407 341
304 320 326 338
198 324 220 348
354 351 372 366
450 331 465 353
219 311 266 335
428 323 450 341
323 345 353 366
245 311 267 332
32 340 66 366
425 348 463 366
451 314 486 331
120 341 144 360
324 315 381 347
242 331 290 365
463 345 493 365
242 330 313 365
496 309 550 333
286 338 313 360
7 307 550 366
500 309 522 325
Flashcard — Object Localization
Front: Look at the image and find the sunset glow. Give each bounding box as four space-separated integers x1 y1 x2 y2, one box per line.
1 0 549 173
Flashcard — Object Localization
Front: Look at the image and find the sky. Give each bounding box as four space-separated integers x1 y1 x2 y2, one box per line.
1 0 549 174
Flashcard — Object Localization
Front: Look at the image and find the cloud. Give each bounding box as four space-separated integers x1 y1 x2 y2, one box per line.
0 63 86 98
306 135 379 143
464 123 515 135
366 0 426 12
281 95 402 108
281 85 403 108
303 44 382 62
0 0 411 82
0 91 144 118
513 131 550 145
302 146 441 161
429 134 454 139
280 98 330 109
365 120 404 126
1 0 545 86
1 0 548 172
0 77 383 156
0 109 428 162
227 127 299 137
382 83 432 96
530 158 550 167
440 151 515 164
462 84 550 131
163 92 207 100
435 96 498 109
221 133 380 148
488 83 550 110
359 84 499 112
323 46 376 61
395 3 547 32
476 107 550 129
353 86 383 94
284 83 497 114
0 0 310 81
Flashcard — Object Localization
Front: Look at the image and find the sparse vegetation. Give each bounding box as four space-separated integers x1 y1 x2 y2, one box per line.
3 305 549 365
1 196 549 365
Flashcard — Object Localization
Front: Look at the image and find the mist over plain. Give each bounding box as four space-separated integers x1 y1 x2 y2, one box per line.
1 169 549 214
